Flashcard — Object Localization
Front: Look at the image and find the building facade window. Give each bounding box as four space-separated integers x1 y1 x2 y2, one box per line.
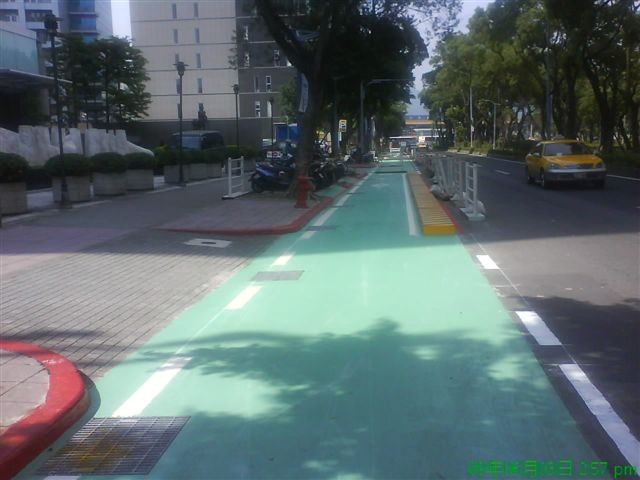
195 53 201 68
254 75 259 92
171 3 177 19
25 9 52 22
193 2 198 17
195 28 200 43
265 75 272 92
243 25 249 41
255 100 261 118
69 16 97 30
244 52 250 68
0 9 18 21
198 102 204 110
267 100 272 117
173 29 178 44
176 79 180 94
273 49 280 66
197 78 203 93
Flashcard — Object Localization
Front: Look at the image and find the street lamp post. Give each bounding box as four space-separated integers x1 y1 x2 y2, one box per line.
175 61 187 185
359 78 413 152
45 13 71 209
269 96 274 152
233 84 240 156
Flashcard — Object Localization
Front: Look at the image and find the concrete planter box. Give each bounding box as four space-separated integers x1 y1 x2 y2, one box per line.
164 164 191 184
53 176 91 203
189 163 207 180
126 169 154 191
0 182 28 215
93 172 126 196
206 163 223 178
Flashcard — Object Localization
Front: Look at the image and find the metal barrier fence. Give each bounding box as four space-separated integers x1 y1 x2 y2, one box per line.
430 154 485 221
222 156 249 199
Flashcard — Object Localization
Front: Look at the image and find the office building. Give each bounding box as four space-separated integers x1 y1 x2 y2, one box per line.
129 0 296 148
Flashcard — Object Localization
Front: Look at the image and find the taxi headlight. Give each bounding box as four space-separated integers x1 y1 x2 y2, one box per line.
595 162 604 169
549 162 561 169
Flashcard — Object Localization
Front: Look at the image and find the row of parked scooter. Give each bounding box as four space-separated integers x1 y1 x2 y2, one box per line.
251 152 350 193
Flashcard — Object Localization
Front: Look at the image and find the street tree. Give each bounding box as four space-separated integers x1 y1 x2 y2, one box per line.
253 0 459 176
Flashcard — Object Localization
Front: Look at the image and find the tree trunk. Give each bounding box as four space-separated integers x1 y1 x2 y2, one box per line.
630 102 640 152
565 67 579 138
618 116 631 150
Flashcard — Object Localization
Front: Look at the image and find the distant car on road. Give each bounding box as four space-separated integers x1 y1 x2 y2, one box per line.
525 140 606 189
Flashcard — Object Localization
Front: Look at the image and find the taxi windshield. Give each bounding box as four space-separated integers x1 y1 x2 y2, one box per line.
544 143 592 156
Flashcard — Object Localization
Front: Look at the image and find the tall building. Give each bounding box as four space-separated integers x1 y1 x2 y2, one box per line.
0 0 112 44
129 0 296 148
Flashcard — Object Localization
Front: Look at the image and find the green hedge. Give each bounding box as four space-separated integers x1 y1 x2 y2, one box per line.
125 152 157 170
0 152 29 183
45 154 92 177
91 152 127 173
600 149 640 168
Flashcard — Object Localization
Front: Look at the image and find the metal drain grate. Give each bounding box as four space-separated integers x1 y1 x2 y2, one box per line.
252 270 303 281
184 238 232 248
37 416 189 476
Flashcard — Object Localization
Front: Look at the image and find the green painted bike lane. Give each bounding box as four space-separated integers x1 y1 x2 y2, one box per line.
25 160 601 479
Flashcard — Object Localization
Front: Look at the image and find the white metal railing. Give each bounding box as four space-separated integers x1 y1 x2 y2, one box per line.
460 162 485 221
222 156 248 199
430 154 485 220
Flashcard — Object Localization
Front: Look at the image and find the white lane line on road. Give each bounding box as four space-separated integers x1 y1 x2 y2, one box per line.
272 252 294 266
560 363 640 465
608 174 640 182
3 212 39 223
515 311 562 346
225 285 262 310
402 174 418 237
113 356 192 417
477 254 499 270
300 231 315 240
335 194 349 207
312 207 338 227
495 170 511 175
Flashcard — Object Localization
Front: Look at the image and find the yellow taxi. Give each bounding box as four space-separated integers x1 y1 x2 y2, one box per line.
525 140 606 188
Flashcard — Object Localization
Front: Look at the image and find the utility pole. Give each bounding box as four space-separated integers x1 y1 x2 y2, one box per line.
470 85 474 148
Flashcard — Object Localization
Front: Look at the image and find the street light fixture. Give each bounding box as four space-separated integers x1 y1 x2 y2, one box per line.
175 61 187 185
479 99 501 150
45 13 71 209
359 78 413 152
233 83 240 156
269 96 274 152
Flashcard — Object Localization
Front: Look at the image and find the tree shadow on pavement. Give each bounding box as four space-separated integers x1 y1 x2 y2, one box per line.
111 319 600 479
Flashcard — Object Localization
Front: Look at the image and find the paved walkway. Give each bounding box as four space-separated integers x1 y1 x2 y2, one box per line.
0 172 354 478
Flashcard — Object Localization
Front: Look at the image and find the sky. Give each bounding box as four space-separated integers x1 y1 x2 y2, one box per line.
109 0 492 115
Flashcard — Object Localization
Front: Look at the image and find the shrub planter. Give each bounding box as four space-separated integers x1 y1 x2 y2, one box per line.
189 162 207 180
0 152 29 214
93 172 126 196
124 153 156 191
52 176 91 202
0 182 28 215
125 169 154 190
91 152 127 196
164 164 191 184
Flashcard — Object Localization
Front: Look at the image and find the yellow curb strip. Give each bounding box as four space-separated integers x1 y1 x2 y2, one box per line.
407 173 456 236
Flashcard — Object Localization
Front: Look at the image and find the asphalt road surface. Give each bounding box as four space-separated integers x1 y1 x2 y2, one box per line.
447 152 640 460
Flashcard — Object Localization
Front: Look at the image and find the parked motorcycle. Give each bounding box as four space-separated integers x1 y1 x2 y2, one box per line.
251 157 295 193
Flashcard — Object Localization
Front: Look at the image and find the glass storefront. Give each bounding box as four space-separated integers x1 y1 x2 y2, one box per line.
0 27 38 73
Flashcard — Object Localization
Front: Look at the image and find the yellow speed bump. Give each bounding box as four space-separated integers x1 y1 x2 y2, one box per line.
407 173 456 236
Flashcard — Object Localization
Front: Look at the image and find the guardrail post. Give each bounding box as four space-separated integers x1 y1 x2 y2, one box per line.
222 156 249 199
461 162 485 221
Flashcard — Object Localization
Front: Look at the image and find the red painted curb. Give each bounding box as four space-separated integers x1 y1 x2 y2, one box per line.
0 341 89 480
163 185 350 236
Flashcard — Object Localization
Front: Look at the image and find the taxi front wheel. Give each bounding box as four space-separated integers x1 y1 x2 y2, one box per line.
526 166 535 184
540 169 553 189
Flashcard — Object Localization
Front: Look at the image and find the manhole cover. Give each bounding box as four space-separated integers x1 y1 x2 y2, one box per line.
252 270 303 281
184 238 232 248
37 417 189 476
